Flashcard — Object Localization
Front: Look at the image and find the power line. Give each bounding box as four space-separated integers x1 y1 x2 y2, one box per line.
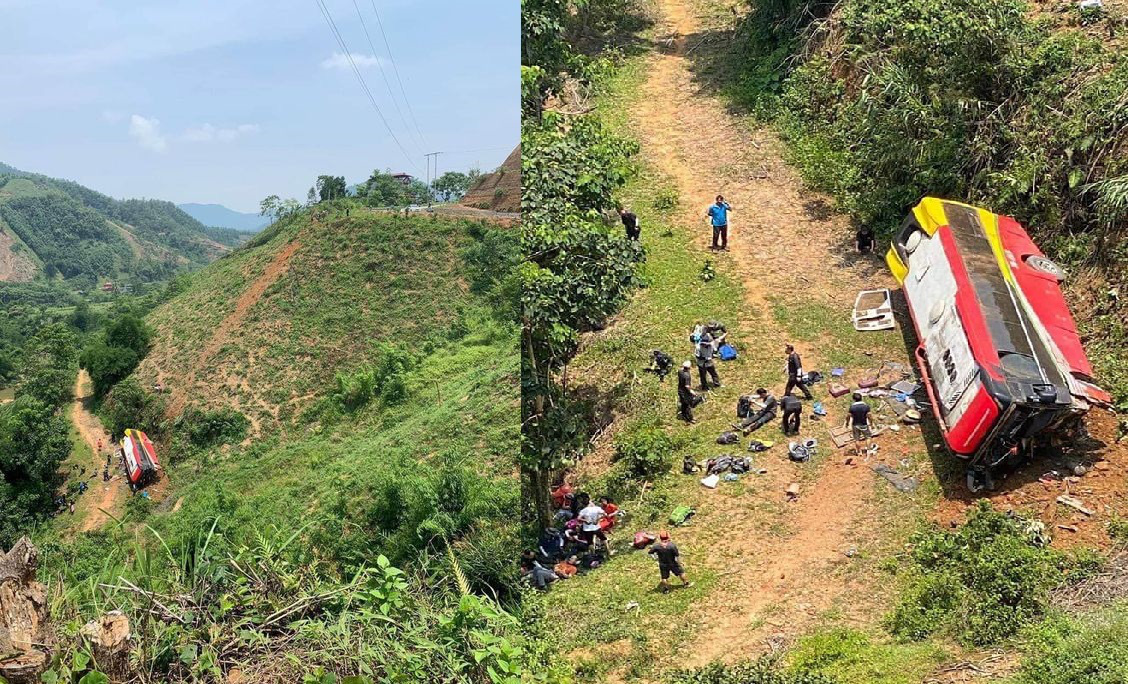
314 0 420 174
349 0 425 155
368 0 429 149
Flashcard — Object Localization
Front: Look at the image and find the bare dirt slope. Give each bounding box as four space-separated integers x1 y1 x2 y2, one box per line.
461 146 520 212
0 228 37 282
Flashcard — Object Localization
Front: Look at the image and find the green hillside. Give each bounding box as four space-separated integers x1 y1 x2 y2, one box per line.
0 164 238 285
24 205 540 683
134 208 512 432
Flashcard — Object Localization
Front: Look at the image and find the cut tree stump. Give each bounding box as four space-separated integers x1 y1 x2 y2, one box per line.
0 538 53 684
80 611 132 679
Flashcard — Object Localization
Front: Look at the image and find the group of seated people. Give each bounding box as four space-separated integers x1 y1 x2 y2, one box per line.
518 485 623 590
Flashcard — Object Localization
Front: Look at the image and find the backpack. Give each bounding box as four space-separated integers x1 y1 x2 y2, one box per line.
632 531 658 548
737 394 753 418
669 505 696 526
718 344 738 361
716 431 739 445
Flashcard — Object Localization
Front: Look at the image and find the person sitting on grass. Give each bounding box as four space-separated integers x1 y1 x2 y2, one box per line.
734 388 777 434
519 550 559 590
845 392 877 457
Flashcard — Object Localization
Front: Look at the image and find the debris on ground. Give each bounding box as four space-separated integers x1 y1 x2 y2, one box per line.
871 464 919 493
786 483 801 499
852 289 896 331
1056 494 1093 516
669 505 696 526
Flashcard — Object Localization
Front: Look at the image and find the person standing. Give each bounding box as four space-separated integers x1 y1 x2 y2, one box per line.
696 333 722 390
706 195 732 250
846 392 877 456
784 344 813 399
620 207 641 240
577 499 608 550
780 394 802 435
677 361 698 423
648 531 692 592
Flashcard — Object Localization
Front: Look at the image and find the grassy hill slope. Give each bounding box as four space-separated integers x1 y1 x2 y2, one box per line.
31 207 526 682
0 164 237 285
136 209 504 433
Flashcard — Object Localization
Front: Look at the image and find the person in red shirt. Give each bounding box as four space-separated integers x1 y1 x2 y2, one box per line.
598 496 621 532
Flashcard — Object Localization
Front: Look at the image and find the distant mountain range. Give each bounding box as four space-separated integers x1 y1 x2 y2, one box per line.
0 161 247 284
177 203 267 232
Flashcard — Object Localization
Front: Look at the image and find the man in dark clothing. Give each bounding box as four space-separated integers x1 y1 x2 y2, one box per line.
846 392 877 456
706 195 732 250
648 530 692 592
780 394 802 435
734 388 777 434
856 227 874 254
620 208 641 240
677 361 699 423
784 344 813 399
696 333 722 390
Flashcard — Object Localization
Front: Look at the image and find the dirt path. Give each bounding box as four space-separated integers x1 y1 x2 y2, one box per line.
628 0 915 667
166 238 302 425
70 370 125 532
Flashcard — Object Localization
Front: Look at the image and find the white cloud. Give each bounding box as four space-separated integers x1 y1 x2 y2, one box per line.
182 122 260 143
128 114 167 152
320 52 383 71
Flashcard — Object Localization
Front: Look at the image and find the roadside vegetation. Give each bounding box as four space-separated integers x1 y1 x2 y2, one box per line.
7 195 557 682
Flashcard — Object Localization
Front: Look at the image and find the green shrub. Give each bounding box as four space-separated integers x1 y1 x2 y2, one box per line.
668 657 836 684
80 340 139 399
886 502 1062 645
652 186 680 212
175 406 249 448
613 420 675 478
1014 608 1128 684
102 377 167 438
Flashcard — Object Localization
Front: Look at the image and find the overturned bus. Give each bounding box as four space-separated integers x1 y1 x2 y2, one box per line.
886 198 1109 490
120 428 160 489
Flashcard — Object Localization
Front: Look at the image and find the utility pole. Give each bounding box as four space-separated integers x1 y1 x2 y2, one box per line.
424 151 441 189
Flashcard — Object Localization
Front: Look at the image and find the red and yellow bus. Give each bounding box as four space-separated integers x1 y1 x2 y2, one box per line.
121 428 160 489
887 198 1109 489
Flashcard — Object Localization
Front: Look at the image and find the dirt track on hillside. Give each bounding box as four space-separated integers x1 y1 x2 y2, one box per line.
166 237 302 428
612 0 1128 674
627 0 916 668
70 371 124 532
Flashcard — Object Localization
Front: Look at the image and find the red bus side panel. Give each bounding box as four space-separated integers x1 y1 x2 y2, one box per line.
947 385 1000 455
996 214 1093 379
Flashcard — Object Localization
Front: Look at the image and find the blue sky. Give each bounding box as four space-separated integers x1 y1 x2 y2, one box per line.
0 0 517 212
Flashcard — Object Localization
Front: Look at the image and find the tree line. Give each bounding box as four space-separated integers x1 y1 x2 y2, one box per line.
259 169 482 223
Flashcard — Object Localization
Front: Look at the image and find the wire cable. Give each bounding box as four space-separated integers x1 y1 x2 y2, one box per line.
369 0 430 149
350 0 425 154
315 0 420 173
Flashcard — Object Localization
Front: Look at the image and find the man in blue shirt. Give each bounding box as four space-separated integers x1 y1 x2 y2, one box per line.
706 195 732 250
